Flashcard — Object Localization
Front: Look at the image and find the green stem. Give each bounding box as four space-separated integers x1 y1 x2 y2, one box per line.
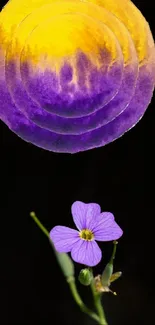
109 241 118 264
30 212 49 238
68 277 100 323
90 270 108 325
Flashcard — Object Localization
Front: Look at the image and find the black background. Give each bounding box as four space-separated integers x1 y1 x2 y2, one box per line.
0 0 155 324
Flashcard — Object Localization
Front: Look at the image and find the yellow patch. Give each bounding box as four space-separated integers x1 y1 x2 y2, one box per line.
79 229 94 241
1 0 155 76
20 12 116 68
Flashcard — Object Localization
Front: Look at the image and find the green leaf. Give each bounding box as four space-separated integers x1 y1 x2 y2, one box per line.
49 239 74 278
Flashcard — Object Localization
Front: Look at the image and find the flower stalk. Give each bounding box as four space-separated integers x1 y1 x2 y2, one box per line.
67 276 100 323
30 212 100 323
90 269 108 325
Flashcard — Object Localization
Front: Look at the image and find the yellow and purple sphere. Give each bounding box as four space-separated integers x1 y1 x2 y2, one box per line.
0 0 155 153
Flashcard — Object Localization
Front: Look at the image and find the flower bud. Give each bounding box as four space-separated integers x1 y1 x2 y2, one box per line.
78 268 93 286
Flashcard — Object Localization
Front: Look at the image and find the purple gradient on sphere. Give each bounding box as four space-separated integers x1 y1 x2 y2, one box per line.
5 58 137 135
0 59 154 153
20 51 123 118
60 63 73 84
49 201 123 266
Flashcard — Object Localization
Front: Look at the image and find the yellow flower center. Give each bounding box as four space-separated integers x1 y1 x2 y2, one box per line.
79 229 94 241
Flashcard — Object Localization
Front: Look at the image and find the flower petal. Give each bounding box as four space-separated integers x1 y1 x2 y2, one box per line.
71 239 102 266
92 212 123 241
71 201 101 230
50 226 79 253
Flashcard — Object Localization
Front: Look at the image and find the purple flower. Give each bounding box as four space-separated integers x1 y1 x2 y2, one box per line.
50 201 123 266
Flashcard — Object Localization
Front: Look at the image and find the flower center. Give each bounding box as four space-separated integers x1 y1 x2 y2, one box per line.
79 229 94 241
